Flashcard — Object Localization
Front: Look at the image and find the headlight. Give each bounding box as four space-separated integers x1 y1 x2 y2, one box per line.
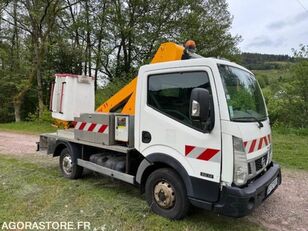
233 136 248 186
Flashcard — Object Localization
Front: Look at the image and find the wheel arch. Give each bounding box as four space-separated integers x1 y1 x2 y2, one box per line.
53 141 81 162
53 142 67 157
136 153 194 197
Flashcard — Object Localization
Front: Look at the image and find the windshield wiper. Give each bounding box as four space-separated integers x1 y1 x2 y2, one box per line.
233 116 264 128
245 110 265 128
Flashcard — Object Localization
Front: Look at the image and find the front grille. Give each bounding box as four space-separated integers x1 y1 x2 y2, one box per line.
255 154 268 172
247 152 269 180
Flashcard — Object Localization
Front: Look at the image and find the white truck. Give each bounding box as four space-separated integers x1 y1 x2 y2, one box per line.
38 42 281 219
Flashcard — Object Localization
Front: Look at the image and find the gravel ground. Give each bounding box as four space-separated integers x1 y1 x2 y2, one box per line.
0 131 307 231
0 131 38 155
248 169 308 231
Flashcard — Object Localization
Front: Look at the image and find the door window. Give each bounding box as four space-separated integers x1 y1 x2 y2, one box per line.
148 71 213 131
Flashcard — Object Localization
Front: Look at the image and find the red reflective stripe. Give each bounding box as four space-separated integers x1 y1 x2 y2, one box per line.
79 122 86 130
185 145 195 156
249 139 257 153
75 123 108 132
59 82 66 113
88 123 96 131
258 137 264 150
98 125 107 133
243 141 248 148
197 149 219 161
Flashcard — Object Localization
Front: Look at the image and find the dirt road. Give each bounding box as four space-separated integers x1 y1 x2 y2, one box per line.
0 131 38 155
0 131 307 231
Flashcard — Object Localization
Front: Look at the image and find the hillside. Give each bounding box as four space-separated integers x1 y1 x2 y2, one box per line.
239 52 293 70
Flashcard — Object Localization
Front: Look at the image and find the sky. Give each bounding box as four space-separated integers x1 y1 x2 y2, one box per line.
227 0 308 55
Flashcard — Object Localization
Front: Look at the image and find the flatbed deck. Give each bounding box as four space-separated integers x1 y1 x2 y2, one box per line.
40 129 133 154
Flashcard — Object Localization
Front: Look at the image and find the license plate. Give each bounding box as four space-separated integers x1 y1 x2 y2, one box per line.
267 177 278 196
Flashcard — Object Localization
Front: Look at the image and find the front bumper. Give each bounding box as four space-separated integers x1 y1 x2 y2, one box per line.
214 162 281 217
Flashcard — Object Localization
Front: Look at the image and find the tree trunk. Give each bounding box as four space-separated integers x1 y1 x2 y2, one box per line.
37 72 45 118
13 100 21 122
34 40 45 118
12 0 22 122
67 0 82 74
85 0 91 76
94 28 103 92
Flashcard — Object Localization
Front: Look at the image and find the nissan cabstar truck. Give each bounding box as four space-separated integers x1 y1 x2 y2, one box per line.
38 41 281 219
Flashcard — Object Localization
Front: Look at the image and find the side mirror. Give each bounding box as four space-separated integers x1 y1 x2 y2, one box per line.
189 88 210 122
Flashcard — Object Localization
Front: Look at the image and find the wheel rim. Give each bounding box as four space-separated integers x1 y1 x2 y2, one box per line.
62 154 73 175
154 180 175 209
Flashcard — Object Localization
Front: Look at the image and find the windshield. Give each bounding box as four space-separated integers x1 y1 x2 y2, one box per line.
218 64 267 121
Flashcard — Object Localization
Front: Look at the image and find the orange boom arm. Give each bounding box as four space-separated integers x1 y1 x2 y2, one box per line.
96 42 184 115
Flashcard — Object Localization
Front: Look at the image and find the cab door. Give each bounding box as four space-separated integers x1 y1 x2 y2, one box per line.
135 64 222 185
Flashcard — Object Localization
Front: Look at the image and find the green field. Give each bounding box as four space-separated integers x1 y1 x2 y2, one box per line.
0 122 307 230
0 121 57 134
272 130 308 170
0 155 264 231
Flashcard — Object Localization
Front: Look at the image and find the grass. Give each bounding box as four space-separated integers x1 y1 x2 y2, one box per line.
272 129 308 170
0 121 306 230
252 67 293 89
253 67 292 80
0 121 57 134
0 155 264 231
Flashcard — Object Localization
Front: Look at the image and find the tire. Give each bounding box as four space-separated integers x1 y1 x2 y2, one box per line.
145 168 190 220
59 148 83 179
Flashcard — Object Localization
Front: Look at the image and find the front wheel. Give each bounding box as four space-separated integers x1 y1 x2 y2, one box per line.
59 148 83 179
145 168 190 220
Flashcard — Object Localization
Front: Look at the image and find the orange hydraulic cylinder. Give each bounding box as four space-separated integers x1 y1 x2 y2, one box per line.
96 78 137 114
96 42 184 115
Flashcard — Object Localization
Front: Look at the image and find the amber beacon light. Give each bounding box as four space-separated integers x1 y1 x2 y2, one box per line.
184 40 196 50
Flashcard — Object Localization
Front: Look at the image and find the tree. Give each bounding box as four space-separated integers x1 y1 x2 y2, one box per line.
292 44 308 58
93 0 240 82
21 0 61 118
0 0 240 122
265 44 308 128
0 0 63 120
0 0 30 122
178 0 241 59
290 45 308 127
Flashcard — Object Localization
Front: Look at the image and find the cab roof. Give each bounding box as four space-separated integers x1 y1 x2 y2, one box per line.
141 57 253 75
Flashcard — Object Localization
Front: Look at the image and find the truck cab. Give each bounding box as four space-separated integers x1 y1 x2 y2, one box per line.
135 57 281 217
39 43 281 220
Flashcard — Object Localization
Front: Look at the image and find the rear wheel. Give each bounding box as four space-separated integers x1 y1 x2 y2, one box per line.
59 148 83 179
145 168 190 219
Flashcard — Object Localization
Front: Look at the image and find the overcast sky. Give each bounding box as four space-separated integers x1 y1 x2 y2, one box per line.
227 0 308 55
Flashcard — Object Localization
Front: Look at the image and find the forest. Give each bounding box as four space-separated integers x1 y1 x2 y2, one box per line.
239 53 293 70
0 0 239 123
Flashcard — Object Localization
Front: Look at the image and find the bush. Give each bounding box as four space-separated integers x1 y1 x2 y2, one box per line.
264 59 308 128
27 107 53 123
